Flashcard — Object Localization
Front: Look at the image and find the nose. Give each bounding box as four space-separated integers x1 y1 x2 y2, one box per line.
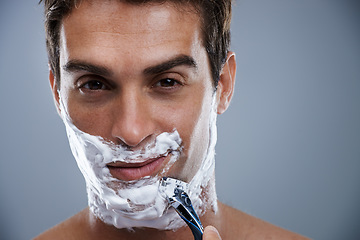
111 90 155 148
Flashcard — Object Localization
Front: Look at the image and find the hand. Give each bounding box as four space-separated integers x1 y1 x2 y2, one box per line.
203 226 222 240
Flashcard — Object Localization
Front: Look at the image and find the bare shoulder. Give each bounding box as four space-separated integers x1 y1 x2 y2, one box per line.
218 202 310 240
33 209 90 240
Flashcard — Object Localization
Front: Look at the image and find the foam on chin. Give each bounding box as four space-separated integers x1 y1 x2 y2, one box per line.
59 96 218 230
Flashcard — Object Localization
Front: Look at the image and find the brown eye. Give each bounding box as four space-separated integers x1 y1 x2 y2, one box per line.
81 80 108 90
155 78 179 88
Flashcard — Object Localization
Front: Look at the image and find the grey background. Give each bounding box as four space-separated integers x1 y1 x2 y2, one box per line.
0 0 359 239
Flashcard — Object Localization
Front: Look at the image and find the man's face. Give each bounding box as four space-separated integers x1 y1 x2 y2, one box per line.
55 0 218 183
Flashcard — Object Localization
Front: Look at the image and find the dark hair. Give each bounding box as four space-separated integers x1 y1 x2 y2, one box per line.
40 0 232 88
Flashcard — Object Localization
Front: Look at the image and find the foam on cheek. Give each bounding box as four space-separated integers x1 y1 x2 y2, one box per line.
185 97 218 216
59 100 186 230
58 95 218 230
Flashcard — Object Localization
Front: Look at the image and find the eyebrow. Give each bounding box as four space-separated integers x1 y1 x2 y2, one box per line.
63 60 113 77
62 54 197 77
144 55 198 75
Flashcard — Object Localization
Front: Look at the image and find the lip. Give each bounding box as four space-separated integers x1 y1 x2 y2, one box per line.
107 156 167 181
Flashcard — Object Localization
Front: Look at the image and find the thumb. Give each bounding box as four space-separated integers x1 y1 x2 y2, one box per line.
203 226 222 240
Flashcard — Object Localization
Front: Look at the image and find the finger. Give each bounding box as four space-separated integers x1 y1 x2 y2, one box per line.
203 225 222 240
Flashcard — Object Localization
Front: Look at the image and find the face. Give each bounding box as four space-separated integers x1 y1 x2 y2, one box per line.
50 0 235 229
56 0 217 181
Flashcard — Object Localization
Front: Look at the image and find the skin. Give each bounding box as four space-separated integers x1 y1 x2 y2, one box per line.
35 1 310 239
56 1 221 184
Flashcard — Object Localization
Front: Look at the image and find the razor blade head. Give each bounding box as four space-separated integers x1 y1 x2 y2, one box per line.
159 177 188 201
159 177 203 240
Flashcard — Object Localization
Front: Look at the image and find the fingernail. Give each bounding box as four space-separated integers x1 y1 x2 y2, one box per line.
206 225 221 237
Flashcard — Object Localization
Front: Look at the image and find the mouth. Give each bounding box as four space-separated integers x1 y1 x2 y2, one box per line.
106 155 168 181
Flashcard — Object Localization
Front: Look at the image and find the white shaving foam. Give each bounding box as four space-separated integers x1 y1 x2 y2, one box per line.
59 95 218 230
186 97 218 216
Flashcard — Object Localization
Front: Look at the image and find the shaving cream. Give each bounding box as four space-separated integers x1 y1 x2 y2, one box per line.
59 96 218 230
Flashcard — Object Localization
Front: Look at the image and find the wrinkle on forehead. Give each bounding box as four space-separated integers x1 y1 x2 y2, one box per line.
59 0 209 81
61 0 202 50
64 0 199 35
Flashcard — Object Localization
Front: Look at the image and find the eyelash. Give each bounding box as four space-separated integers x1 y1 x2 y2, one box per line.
80 80 109 90
77 76 112 93
152 78 182 89
76 75 184 94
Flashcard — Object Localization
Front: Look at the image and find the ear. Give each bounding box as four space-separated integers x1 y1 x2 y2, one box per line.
49 70 61 115
216 51 236 114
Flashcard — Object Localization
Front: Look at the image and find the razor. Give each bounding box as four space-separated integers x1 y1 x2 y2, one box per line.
159 177 204 240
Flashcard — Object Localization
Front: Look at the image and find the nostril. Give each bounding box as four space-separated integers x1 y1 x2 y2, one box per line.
112 126 156 149
114 129 148 147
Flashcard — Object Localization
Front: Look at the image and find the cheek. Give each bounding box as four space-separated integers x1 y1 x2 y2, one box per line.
186 108 211 178
61 91 113 137
168 97 213 182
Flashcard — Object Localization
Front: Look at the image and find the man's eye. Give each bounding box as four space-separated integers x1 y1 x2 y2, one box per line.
154 78 180 88
81 80 108 90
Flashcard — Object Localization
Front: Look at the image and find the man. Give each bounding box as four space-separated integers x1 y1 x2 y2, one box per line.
36 0 309 239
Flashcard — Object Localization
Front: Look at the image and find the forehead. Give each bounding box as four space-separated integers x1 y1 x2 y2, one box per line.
60 1 203 57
